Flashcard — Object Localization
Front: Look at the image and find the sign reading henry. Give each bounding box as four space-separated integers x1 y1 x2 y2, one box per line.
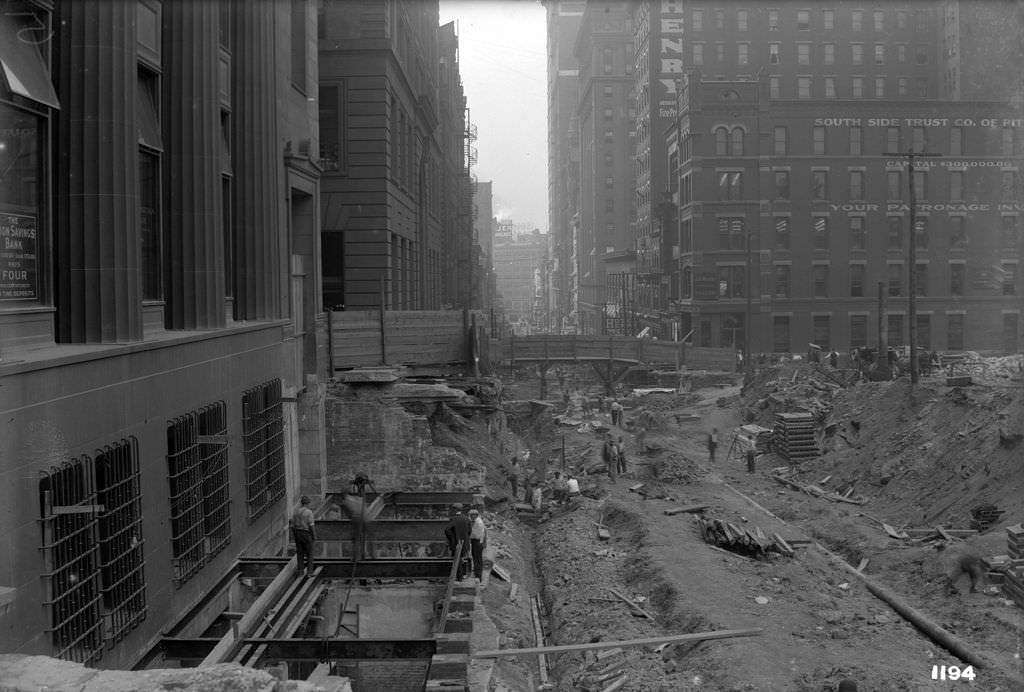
0 212 38 300
656 0 685 119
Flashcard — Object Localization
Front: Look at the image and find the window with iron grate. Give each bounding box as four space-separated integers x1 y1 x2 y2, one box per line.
200 402 232 559
167 414 205 586
95 438 146 645
39 457 105 664
243 379 286 520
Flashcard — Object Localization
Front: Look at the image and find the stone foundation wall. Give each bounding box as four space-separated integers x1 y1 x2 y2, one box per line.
324 390 486 493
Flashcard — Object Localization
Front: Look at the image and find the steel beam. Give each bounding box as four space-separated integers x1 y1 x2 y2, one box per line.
236 557 453 579
316 520 449 542
162 637 436 661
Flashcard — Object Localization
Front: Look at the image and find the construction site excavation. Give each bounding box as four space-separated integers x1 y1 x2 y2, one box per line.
15 336 1023 692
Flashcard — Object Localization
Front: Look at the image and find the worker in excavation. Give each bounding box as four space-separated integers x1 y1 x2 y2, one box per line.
290 495 316 578
615 436 628 477
707 428 719 463
602 433 618 482
468 508 487 582
444 503 471 581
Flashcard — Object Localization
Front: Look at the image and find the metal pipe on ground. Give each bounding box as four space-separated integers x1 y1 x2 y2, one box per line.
722 481 1019 680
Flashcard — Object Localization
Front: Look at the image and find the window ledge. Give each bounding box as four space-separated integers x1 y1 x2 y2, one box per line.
0 319 291 376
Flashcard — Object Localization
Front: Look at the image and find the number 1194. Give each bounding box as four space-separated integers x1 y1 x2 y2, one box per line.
931 665 975 681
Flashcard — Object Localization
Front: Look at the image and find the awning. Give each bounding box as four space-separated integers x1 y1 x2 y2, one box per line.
0 13 59 109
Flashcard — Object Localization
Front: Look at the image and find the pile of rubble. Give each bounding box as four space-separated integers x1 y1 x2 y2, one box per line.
648 454 702 484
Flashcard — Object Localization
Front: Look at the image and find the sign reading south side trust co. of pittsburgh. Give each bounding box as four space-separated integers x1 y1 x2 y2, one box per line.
814 117 1024 128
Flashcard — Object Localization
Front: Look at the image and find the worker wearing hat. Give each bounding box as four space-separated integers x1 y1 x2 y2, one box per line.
468 508 487 582
443 503 471 580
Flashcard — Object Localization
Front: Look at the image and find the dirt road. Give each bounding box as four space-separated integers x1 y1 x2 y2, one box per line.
515 379 1023 690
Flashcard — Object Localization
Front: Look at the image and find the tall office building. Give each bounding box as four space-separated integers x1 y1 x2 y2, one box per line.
1 0 324 667
574 0 636 335
318 3 475 311
545 0 586 332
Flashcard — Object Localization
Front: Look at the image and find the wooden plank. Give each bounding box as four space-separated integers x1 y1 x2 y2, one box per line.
771 533 794 557
607 588 654 620
490 562 511 582
663 505 709 516
472 628 764 658
530 595 549 685
856 558 869 573
935 526 954 541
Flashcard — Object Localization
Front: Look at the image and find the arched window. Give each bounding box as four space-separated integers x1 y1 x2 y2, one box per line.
730 127 744 156
714 127 728 155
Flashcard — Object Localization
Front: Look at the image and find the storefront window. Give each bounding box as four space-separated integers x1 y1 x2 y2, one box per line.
0 105 43 301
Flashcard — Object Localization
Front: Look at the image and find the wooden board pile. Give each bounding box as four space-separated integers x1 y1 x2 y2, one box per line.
772 412 818 462
771 467 868 505
1000 524 1024 609
696 516 795 558
969 504 1005 533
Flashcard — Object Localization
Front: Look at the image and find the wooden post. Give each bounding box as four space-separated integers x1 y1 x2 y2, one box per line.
510 333 516 366
470 312 480 377
378 274 387 366
607 336 615 396
877 281 887 363
326 308 335 374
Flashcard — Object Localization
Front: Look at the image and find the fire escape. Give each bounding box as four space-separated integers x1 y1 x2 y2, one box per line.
460 111 478 308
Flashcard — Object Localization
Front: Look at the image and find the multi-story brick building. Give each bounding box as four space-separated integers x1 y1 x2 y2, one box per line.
318 2 474 311
619 0 1024 352
574 1 636 334
674 75 1023 354
1 0 324 667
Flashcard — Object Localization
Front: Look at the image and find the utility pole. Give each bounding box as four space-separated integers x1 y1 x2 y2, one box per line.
883 148 940 385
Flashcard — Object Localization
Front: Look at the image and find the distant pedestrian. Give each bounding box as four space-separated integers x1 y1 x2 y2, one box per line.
290 495 317 578
616 437 628 475
635 426 647 455
444 504 471 581
707 428 718 463
468 508 487 581
829 350 839 368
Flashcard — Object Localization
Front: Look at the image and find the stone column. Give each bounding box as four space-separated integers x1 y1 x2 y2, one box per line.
231 0 280 320
54 1 141 342
161 0 225 329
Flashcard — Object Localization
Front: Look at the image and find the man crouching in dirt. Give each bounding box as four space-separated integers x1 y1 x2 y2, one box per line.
938 544 986 595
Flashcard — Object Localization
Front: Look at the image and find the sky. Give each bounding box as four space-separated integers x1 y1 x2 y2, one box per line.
439 0 548 231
